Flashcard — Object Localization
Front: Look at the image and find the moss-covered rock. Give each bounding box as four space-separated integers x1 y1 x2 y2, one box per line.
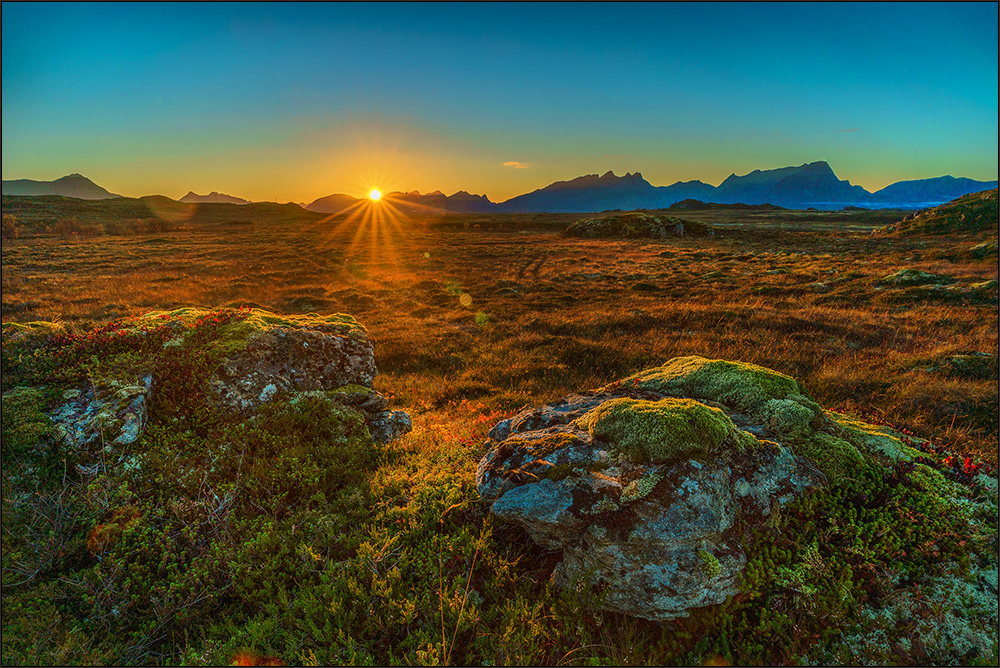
826 411 925 463
478 354 998 631
477 358 834 621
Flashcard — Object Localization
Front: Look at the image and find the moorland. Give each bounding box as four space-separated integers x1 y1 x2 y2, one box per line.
1 191 998 665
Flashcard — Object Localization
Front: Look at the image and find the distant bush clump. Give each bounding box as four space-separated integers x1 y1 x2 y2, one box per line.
564 211 710 239
1 214 19 240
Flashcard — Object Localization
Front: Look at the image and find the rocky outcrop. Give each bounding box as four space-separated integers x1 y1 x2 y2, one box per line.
476 356 925 621
201 310 411 443
40 308 410 455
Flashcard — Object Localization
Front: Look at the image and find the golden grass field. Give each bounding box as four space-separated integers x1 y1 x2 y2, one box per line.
2 202 997 465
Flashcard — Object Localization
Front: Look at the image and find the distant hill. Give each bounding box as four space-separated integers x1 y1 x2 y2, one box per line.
2 173 120 199
1 194 322 231
305 193 362 213
658 180 718 204
875 188 999 236
179 191 251 205
6 164 996 214
871 176 999 204
668 199 785 212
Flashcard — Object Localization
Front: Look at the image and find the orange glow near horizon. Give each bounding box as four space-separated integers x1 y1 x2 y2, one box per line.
299 184 454 286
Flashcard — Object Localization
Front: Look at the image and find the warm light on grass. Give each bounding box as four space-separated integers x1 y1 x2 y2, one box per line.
369 189 382 201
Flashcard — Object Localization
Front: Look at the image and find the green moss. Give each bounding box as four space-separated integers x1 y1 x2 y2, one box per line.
790 432 866 482
878 269 954 286
543 463 578 481
574 396 755 465
621 470 663 503
762 399 815 439
621 356 817 421
698 549 722 578
910 463 971 500
1 386 53 455
505 432 584 460
137 307 367 339
826 411 923 462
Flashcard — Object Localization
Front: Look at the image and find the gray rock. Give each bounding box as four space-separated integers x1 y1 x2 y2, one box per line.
209 318 412 443
366 409 413 445
476 358 830 621
212 327 377 412
50 374 153 453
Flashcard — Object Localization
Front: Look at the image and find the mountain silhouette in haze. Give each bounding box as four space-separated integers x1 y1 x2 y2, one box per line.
5 166 997 213
499 171 656 213
2 173 120 199
495 162 996 212
179 191 251 205
390 190 497 213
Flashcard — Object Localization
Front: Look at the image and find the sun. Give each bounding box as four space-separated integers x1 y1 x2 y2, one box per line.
369 189 382 201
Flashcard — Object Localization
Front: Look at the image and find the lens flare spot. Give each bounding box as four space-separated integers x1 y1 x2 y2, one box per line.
459 293 473 306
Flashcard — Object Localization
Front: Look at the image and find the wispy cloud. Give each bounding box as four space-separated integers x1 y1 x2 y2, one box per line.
503 161 531 169
836 128 861 132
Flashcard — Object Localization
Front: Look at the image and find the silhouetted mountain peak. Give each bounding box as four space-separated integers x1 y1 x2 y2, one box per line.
2 173 119 199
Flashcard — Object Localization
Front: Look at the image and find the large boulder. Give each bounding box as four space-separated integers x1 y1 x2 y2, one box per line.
195 309 412 444
37 308 411 451
477 356 928 621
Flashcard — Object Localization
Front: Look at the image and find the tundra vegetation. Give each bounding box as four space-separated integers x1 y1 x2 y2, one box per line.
1 191 998 665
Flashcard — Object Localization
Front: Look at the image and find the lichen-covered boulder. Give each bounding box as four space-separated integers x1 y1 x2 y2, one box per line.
49 375 153 452
204 311 376 411
34 308 411 451
476 355 935 621
139 307 410 444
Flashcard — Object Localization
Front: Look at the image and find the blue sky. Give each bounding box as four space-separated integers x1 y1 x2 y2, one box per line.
2 2 997 201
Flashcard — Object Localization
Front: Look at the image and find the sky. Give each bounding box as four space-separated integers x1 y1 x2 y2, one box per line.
2 2 997 203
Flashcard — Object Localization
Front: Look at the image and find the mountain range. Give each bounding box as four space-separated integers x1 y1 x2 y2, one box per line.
3 162 997 213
